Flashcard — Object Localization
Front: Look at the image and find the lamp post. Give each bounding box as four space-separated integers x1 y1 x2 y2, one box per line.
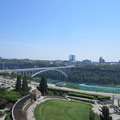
112 94 114 106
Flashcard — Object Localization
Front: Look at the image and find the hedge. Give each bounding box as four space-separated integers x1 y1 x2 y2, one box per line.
68 92 94 99
48 87 110 100
97 96 110 100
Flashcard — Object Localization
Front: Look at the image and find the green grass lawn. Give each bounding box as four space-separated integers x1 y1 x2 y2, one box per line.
34 100 99 120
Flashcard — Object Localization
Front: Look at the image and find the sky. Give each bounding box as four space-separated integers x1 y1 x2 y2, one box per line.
0 0 120 62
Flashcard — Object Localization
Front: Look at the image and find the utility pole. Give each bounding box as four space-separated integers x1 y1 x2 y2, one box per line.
113 94 114 106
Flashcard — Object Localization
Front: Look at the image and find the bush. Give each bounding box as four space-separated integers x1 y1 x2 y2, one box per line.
97 96 110 100
47 87 110 100
68 92 94 99
3 91 21 103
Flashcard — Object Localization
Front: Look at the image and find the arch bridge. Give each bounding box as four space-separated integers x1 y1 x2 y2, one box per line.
0 66 74 78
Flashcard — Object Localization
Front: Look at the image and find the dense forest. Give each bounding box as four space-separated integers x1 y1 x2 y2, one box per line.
0 58 64 69
36 65 120 85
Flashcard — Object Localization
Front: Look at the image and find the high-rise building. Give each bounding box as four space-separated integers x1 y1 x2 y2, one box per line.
99 57 105 64
69 55 76 62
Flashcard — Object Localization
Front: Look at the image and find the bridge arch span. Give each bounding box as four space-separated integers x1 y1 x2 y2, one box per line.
31 69 68 77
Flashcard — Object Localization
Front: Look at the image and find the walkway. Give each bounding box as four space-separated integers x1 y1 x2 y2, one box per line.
26 96 44 120
26 96 66 120
92 103 120 120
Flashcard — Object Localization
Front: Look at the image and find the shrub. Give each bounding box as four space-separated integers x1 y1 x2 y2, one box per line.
68 92 94 99
97 96 110 100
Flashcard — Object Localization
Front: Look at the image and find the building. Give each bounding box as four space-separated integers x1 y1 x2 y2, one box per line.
82 59 91 65
75 61 82 66
69 55 76 62
63 60 71 66
99 57 105 64
31 89 41 99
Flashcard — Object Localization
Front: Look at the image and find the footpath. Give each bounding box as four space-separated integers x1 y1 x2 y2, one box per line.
26 96 66 120
92 103 120 120
26 96 44 120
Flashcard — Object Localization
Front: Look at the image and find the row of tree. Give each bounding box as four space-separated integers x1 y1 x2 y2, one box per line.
16 75 29 95
16 75 48 96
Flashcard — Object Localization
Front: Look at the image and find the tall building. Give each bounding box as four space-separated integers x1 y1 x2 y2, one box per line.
69 55 76 62
99 57 105 64
82 59 91 65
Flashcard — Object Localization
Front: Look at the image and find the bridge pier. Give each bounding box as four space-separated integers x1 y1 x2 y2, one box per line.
20 71 24 76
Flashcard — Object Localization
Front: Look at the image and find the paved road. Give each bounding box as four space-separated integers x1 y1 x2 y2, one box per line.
48 84 120 101
29 82 120 104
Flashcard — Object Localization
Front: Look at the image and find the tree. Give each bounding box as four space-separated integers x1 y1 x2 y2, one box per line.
89 110 95 120
0 87 6 94
22 76 29 93
0 98 7 108
0 87 7 108
38 77 48 96
16 75 21 92
100 106 112 120
3 91 21 103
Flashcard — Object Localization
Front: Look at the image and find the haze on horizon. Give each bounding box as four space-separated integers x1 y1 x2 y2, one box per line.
0 0 120 62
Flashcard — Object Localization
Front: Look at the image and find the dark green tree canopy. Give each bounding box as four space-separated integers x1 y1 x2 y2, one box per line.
38 77 48 96
22 76 29 93
16 75 21 92
89 110 95 120
100 106 112 120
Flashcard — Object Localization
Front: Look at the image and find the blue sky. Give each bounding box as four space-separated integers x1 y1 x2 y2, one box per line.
0 0 120 61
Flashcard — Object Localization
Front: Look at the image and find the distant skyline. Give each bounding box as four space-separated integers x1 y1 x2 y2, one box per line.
0 0 120 62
